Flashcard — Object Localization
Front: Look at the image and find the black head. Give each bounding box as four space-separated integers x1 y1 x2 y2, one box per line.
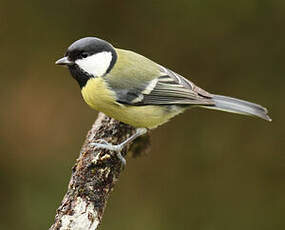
56 37 117 88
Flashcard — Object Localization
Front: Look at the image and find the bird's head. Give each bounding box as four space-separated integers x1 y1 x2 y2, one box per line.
56 37 117 88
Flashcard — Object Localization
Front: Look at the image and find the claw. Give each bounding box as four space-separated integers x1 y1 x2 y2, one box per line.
90 139 109 145
116 152 126 167
90 142 124 152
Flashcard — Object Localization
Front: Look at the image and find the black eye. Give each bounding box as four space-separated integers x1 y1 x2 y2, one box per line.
81 52 88 58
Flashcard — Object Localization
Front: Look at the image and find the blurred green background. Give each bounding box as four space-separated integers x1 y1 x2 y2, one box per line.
0 0 284 229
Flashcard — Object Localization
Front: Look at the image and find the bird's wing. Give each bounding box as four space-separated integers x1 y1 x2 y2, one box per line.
113 65 215 106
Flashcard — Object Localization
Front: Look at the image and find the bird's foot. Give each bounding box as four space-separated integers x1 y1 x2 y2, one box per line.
90 128 148 168
90 141 126 167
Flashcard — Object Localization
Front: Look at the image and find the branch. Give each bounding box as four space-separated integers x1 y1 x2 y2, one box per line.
49 112 150 230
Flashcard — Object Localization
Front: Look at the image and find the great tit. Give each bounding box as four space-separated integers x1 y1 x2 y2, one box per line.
56 37 271 165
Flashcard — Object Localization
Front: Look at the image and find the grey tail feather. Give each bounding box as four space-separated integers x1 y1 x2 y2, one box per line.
203 94 272 121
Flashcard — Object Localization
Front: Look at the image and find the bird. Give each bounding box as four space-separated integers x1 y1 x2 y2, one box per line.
56 37 271 165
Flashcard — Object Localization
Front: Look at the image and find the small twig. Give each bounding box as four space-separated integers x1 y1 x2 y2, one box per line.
49 112 150 230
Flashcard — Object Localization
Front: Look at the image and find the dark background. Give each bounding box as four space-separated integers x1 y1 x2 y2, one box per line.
0 0 284 229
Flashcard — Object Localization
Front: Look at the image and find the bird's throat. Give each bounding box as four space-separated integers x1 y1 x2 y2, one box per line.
68 65 93 88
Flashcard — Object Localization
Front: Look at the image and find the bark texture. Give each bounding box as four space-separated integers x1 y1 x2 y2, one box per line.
49 112 150 230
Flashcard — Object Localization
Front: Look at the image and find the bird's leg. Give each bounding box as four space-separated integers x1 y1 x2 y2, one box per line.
90 128 147 166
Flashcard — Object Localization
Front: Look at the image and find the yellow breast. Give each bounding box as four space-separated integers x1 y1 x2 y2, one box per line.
81 77 116 111
81 77 184 129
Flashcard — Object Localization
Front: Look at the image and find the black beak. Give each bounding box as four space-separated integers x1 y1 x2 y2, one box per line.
55 57 73 65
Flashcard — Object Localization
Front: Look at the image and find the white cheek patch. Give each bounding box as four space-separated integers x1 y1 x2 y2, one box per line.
75 51 113 77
